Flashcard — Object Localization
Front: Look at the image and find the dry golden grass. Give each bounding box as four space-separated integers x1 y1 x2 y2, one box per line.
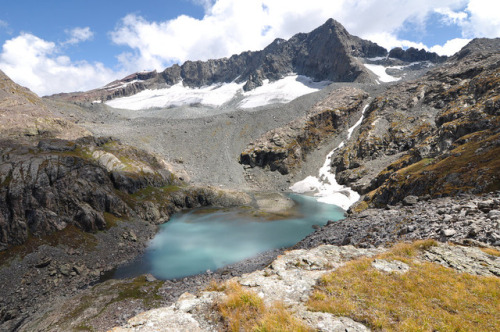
215 281 312 332
480 247 500 257
308 241 500 332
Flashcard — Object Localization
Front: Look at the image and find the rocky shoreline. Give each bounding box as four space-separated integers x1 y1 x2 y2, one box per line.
2 190 498 331
297 191 500 250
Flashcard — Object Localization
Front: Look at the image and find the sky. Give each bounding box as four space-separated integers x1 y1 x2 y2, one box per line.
0 0 498 96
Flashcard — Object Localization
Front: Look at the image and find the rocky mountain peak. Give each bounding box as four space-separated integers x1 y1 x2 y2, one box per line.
452 37 500 60
49 19 389 104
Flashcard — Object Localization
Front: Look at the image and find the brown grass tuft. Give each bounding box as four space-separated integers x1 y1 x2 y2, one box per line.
216 281 312 332
480 247 500 257
308 241 500 331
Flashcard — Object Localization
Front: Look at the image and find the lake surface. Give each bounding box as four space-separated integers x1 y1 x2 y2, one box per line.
113 194 344 280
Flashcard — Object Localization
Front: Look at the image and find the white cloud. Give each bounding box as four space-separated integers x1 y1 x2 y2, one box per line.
64 26 94 45
430 38 471 56
461 0 500 38
0 33 121 96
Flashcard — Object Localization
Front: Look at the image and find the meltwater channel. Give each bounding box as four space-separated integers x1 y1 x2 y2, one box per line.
113 194 344 280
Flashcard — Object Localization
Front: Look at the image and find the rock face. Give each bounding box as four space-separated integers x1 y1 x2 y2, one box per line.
50 19 387 103
240 87 368 174
331 38 500 208
0 136 176 250
388 47 447 63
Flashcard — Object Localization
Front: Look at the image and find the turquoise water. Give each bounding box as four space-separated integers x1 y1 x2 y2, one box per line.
114 194 344 280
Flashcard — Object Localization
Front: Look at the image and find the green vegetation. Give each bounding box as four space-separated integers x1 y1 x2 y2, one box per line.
0 225 97 267
308 240 500 332
103 212 121 229
60 276 163 331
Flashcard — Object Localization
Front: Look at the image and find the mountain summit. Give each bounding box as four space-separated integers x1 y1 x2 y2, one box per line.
52 19 389 104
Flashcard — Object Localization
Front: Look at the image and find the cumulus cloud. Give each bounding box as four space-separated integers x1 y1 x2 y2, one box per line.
64 26 94 45
430 38 471 56
461 0 500 37
0 33 121 96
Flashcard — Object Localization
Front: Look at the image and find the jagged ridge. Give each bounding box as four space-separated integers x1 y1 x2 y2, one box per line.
50 19 387 103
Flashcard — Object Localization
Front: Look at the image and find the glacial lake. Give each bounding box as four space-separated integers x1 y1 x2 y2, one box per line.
113 193 344 280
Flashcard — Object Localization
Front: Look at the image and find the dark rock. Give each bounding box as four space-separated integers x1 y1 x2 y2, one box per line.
403 196 418 206
34 257 51 269
388 47 447 63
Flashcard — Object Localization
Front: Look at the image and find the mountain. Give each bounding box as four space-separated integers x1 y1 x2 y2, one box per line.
51 19 390 105
1 19 499 332
0 70 89 140
239 37 500 211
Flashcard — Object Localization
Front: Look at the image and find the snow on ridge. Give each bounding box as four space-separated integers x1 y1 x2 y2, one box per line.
290 102 371 210
105 75 331 111
238 75 331 109
363 64 401 83
105 81 243 110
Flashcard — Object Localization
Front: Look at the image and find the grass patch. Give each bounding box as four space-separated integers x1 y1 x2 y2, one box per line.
0 225 97 267
62 276 163 330
130 185 182 202
480 247 500 257
216 281 312 332
308 241 500 332
103 212 121 229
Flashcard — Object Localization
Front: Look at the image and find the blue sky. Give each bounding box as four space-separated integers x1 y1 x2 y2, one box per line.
0 0 498 96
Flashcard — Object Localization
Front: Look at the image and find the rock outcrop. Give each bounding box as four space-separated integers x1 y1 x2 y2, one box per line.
240 87 368 174
108 239 499 332
50 19 387 104
388 47 447 63
330 38 500 208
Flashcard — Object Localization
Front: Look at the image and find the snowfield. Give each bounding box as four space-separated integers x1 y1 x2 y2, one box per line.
105 75 330 110
105 81 243 110
363 64 401 83
238 76 331 108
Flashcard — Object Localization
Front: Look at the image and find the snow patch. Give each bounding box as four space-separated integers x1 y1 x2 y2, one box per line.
105 79 140 91
366 56 388 61
290 102 371 210
364 64 401 83
105 81 244 110
105 74 330 111
239 75 330 109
